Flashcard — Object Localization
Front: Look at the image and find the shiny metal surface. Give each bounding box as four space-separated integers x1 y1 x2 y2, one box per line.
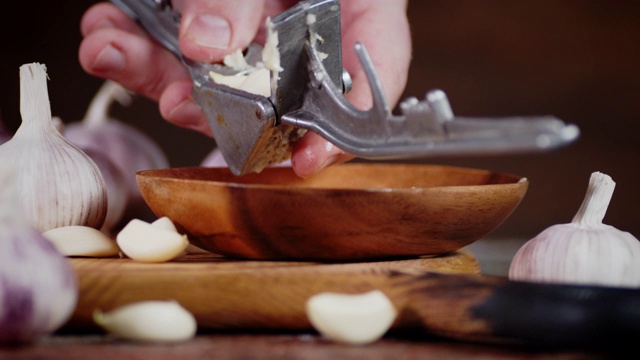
111 0 579 175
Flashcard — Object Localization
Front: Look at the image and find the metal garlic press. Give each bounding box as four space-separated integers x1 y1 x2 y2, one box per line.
111 0 579 175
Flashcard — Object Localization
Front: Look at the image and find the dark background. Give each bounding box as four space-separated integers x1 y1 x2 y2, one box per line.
1 1 639 239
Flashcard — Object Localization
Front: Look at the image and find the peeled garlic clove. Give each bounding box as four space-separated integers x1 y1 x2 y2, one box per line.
43 225 119 257
509 172 640 287
150 217 186 258
151 216 178 232
150 217 208 255
0 63 107 232
93 300 196 342
117 219 189 262
305 290 397 345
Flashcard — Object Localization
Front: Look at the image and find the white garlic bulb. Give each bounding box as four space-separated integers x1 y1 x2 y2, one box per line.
0 161 78 343
81 148 128 234
0 63 107 232
509 172 640 287
64 81 169 222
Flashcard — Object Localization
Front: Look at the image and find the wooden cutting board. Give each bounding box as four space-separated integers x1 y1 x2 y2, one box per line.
64 252 479 331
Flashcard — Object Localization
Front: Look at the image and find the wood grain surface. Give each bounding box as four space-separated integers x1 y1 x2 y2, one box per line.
64 251 479 331
137 164 527 260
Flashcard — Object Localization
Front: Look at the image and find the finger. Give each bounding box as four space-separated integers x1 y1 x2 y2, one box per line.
290 0 411 177
341 0 412 110
159 80 212 136
80 3 147 38
291 132 354 178
179 0 266 63
79 4 210 133
79 27 189 103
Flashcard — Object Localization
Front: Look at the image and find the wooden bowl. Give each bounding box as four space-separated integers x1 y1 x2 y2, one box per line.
136 163 528 261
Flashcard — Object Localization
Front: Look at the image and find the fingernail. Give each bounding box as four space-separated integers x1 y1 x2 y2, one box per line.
93 19 116 31
185 14 231 49
91 44 125 72
83 19 115 36
168 99 206 127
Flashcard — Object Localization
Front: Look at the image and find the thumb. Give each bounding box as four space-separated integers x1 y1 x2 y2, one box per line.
178 0 266 63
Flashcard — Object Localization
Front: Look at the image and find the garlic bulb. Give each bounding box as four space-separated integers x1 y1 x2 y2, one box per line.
0 113 12 144
509 172 640 287
93 300 196 342
54 119 127 234
64 81 169 222
0 63 107 232
81 148 128 234
0 161 78 343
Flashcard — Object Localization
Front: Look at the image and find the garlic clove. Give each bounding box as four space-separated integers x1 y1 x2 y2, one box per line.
305 290 397 345
150 217 209 255
509 172 640 287
117 219 189 262
150 217 187 258
43 225 120 257
93 300 196 342
150 216 178 232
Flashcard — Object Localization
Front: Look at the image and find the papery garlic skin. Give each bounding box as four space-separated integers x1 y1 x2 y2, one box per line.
93 301 196 342
305 290 397 345
117 219 189 262
0 161 78 343
509 172 640 287
81 148 129 234
64 81 169 223
0 63 107 232
509 224 640 286
43 225 120 257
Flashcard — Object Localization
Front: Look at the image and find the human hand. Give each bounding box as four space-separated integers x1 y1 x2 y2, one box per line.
79 0 411 177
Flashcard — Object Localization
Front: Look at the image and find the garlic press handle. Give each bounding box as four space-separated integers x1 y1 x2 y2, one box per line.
110 0 180 58
281 40 580 158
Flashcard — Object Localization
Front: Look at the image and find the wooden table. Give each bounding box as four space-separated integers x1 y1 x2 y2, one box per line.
1 332 620 359
0 239 628 358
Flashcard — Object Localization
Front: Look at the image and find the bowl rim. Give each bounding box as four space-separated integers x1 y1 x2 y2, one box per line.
137 163 528 194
